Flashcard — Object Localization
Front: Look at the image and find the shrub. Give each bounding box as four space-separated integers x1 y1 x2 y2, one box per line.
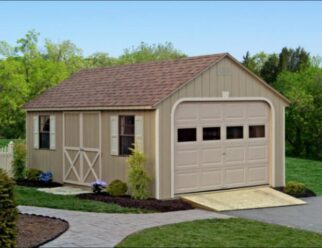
0 169 18 248
26 168 42 181
127 146 151 200
107 179 128 197
39 171 53 183
12 142 26 180
284 181 306 195
91 180 107 193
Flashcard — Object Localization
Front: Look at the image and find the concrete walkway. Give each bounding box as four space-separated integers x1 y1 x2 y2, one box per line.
227 197 322 234
19 206 230 247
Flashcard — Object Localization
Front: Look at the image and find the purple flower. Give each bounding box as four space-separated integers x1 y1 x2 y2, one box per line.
91 180 107 193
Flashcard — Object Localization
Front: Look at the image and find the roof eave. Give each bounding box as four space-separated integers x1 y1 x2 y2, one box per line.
24 105 155 112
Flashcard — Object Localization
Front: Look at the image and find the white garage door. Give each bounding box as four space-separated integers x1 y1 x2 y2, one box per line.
174 101 270 194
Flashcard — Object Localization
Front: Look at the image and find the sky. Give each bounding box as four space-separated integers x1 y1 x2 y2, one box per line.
1 1 321 60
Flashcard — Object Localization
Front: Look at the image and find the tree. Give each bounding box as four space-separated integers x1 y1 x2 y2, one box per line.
85 52 116 68
274 67 322 160
278 47 310 73
260 54 279 84
118 42 186 65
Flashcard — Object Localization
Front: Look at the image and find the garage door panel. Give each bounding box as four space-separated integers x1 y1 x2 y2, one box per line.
176 103 198 121
223 103 245 119
201 148 222 165
247 146 268 161
199 103 223 121
247 102 269 118
224 168 246 186
175 172 199 193
200 170 223 189
247 166 268 184
175 150 199 168
224 147 245 163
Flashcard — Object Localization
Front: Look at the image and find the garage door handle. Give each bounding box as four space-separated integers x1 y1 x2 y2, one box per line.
222 152 226 155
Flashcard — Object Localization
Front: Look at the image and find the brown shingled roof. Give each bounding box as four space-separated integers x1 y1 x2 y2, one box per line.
23 53 227 109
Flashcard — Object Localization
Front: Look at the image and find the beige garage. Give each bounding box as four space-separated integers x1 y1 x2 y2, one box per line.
174 101 270 194
24 53 289 199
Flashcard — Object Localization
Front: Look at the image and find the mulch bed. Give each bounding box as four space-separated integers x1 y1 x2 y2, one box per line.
17 214 69 248
77 193 194 212
16 179 62 188
275 187 316 198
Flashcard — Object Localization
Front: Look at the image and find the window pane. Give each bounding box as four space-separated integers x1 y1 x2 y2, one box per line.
203 127 220 141
249 125 265 138
119 116 135 155
227 126 243 139
177 128 197 142
39 116 50 132
39 133 50 149
119 136 134 155
120 116 134 135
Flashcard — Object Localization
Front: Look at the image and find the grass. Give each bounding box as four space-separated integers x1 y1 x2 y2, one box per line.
117 218 322 247
286 157 322 195
15 186 150 213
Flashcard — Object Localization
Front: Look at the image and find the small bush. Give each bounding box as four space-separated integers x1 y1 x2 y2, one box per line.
107 180 128 197
127 146 151 200
26 168 42 181
39 171 53 183
0 169 18 248
284 181 306 195
12 143 26 180
91 180 107 193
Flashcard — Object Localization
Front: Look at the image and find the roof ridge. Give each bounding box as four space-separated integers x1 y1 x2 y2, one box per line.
79 52 228 72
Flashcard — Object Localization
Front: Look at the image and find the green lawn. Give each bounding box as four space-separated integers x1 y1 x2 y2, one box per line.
118 218 322 247
16 186 149 213
286 157 322 195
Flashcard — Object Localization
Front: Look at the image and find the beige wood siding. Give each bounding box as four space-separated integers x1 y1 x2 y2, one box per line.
157 57 287 199
101 110 156 195
26 112 63 183
27 110 156 196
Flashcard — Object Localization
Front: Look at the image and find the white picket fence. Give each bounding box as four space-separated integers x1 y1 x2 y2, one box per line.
0 141 14 176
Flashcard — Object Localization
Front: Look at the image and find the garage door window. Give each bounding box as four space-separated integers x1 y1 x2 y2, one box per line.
227 126 243 139
177 128 196 142
249 125 265 138
203 127 220 141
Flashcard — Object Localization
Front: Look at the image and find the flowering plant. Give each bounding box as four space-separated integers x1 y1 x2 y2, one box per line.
39 171 53 183
91 180 107 193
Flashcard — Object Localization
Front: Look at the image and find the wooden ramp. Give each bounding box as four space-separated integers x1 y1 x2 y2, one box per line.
181 186 306 212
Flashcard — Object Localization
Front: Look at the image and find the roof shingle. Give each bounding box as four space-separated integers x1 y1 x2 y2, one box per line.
23 53 226 109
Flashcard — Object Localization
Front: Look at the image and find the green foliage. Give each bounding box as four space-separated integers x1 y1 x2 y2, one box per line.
274 67 322 160
127 147 151 200
0 169 18 248
284 181 306 195
0 31 186 139
12 143 26 180
26 168 42 181
107 179 128 197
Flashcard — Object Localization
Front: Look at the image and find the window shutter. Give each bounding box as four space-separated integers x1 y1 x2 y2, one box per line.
135 116 144 152
50 115 56 150
110 116 119 155
33 116 39 149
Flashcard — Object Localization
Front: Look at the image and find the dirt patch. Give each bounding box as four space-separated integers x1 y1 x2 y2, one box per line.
77 193 194 212
16 179 62 188
275 187 316 198
17 214 68 248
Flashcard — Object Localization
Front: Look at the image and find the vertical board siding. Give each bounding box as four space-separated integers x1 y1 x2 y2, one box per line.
157 57 287 199
101 110 156 195
27 112 63 182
